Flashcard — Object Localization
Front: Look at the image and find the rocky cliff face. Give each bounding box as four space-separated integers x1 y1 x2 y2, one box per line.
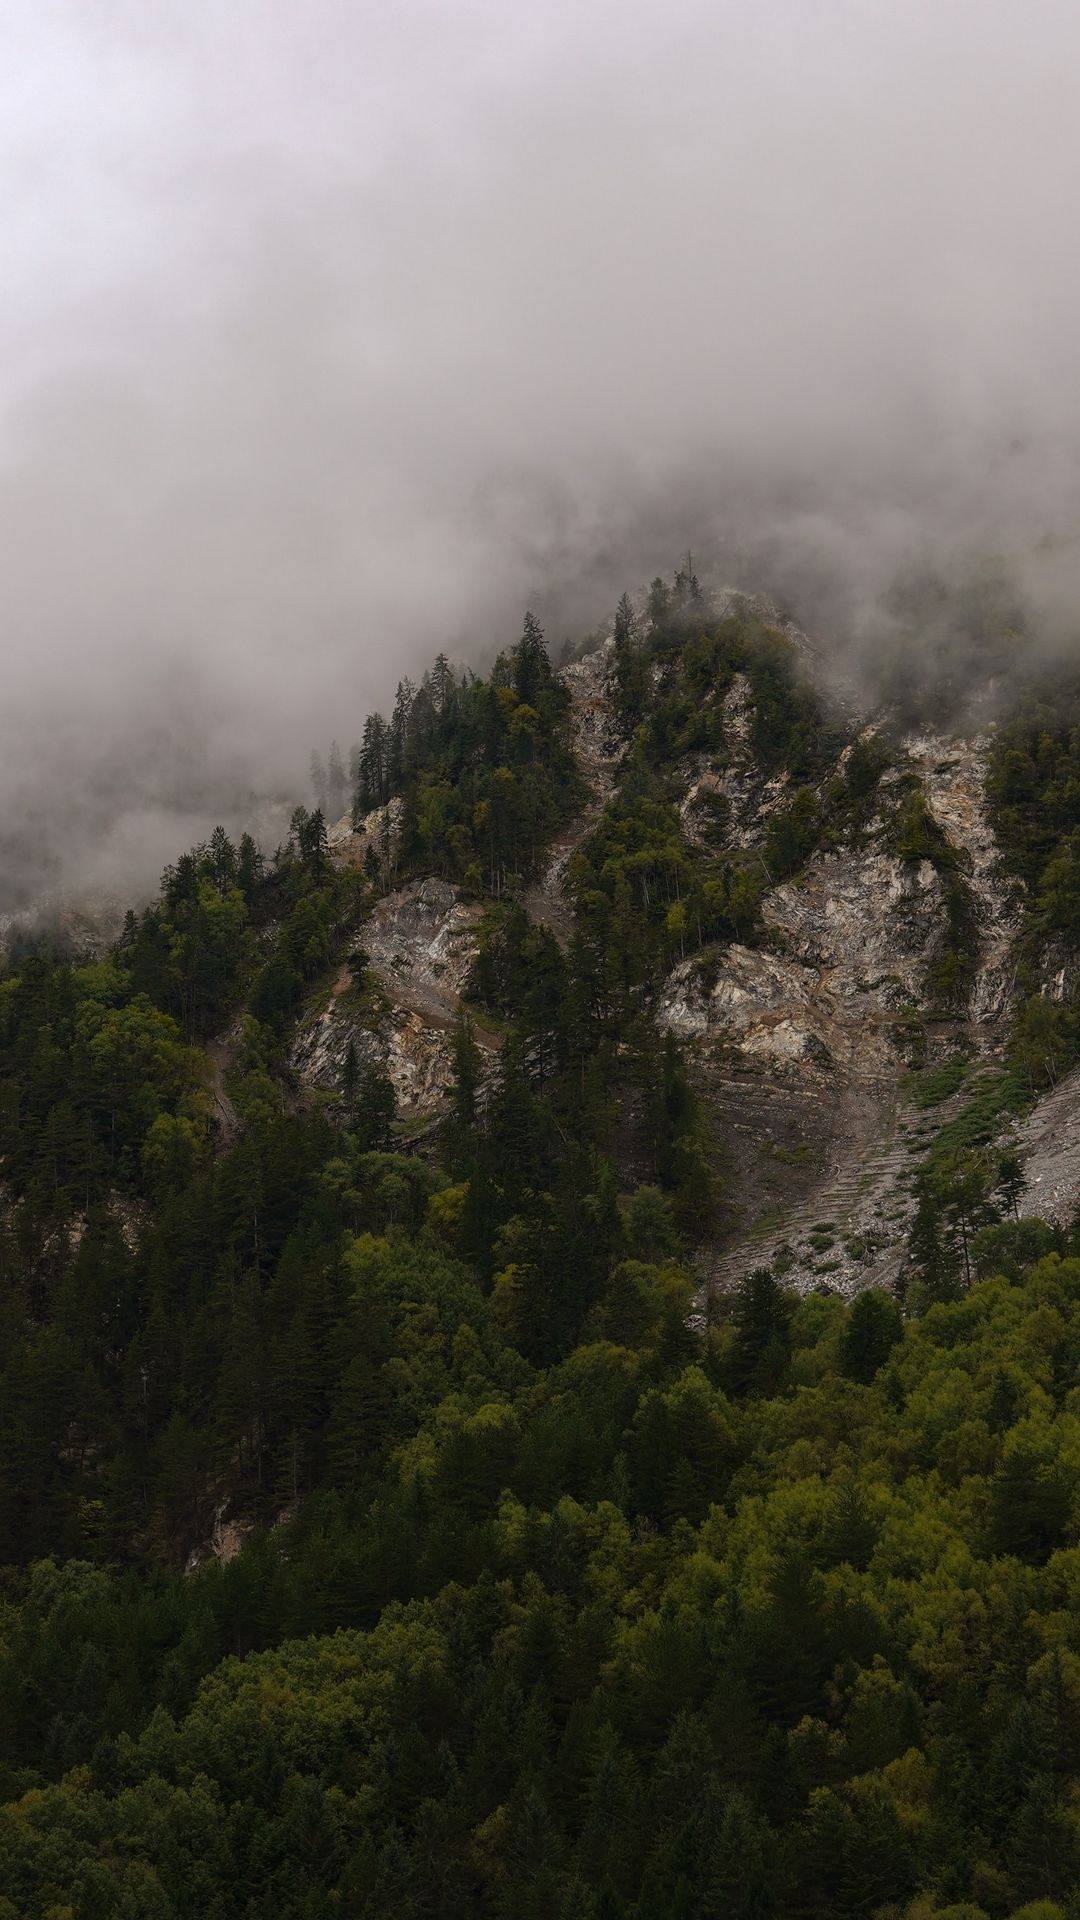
291 877 493 1122
660 849 945 1079
290 613 1072 1297
522 640 626 946
645 673 1048 1299
662 723 1020 1080
678 672 793 850
1012 1062 1080 1226
903 731 1018 1023
328 796 405 876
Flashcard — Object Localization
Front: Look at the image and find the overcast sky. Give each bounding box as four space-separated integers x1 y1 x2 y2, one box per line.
3 0 1080 908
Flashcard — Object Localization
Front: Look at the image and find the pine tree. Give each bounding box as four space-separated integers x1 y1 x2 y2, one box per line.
647 576 671 627
512 611 551 707
290 806 330 877
208 825 237 893
611 591 649 733
237 832 264 903
326 741 347 821
430 652 455 716
355 1062 396 1150
387 682 413 792
356 712 389 812
841 1289 903 1383
727 1269 792 1397
451 1014 481 1132
672 554 701 607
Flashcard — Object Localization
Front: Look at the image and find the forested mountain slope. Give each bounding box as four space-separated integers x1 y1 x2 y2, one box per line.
1 577 1080 1916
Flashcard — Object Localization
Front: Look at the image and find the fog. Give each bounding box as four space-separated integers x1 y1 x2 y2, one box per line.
4 0 1080 918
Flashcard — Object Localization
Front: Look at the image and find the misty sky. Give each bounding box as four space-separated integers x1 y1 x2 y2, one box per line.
4 0 1080 910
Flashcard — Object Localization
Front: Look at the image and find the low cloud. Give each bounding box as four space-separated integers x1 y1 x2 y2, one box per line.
3 0 1080 912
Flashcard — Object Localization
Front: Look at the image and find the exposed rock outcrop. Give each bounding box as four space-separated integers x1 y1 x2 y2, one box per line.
523 641 626 945
185 1499 255 1575
562 640 626 794
904 731 1019 1023
328 796 405 874
661 942 865 1076
655 699 1035 1297
1013 1063 1080 1227
291 877 492 1121
292 991 460 1117
659 851 947 1082
771 849 946 1011
678 673 793 849
299 629 1065 1301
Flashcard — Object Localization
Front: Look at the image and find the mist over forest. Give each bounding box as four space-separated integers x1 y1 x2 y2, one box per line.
3 0 1080 915
11 11 1080 1916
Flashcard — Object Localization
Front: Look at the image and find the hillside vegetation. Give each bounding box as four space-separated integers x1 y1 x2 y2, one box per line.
1 580 1080 1916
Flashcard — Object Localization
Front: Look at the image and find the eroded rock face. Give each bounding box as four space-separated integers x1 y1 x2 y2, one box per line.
661 944 847 1072
1014 1063 1080 1226
657 716 1033 1300
561 641 625 797
678 675 794 850
661 711 1026 1093
185 1499 255 1576
769 851 944 1005
523 643 626 945
903 731 1019 1023
329 796 405 873
659 851 947 1080
291 878 487 1121
300 624 1047 1306
363 877 483 1013
291 992 460 1116
1040 940 1080 1006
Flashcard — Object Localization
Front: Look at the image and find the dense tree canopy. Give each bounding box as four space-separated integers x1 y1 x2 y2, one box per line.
1 585 1079 1915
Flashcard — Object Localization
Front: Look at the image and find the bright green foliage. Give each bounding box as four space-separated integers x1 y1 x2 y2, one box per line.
905 1053 972 1108
0 961 209 1197
570 772 723 996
